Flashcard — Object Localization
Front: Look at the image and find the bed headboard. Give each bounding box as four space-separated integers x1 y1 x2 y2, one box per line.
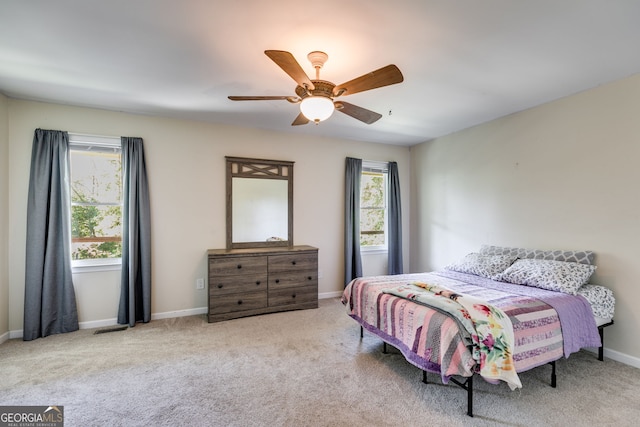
479 245 595 265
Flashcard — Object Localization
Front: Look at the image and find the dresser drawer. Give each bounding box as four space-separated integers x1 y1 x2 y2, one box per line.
209 256 267 276
268 252 317 273
269 285 317 307
209 290 268 314
269 270 317 291
209 274 267 296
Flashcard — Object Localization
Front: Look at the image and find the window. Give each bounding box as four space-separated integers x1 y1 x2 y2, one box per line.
360 161 388 251
68 134 122 268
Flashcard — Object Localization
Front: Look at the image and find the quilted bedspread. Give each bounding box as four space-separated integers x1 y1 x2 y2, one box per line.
383 281 522 389
342 270 601 386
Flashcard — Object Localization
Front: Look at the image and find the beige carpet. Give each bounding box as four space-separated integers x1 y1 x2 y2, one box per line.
1 298 639 426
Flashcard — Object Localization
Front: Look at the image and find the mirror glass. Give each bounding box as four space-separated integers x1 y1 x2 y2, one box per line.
226 156 294 249
232 177 288 242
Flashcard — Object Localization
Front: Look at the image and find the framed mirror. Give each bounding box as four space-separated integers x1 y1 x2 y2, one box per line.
226 156 294 249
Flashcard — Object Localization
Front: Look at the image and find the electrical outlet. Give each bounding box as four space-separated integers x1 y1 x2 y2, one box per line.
196 278 205 290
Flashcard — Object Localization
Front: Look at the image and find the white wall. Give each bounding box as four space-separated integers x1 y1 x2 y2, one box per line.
0 92 8 339
6 99 411 333
362 252 388 277
410 73 640 363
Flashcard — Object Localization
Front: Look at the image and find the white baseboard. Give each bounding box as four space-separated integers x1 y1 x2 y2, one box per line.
0 330 9 344
319 291 343 299
582 346 640 369
79 318 119 330
79 307 208 328
603 347 640 369
151 306 208 320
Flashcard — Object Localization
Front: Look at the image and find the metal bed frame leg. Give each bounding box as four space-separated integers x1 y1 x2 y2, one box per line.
361 327 389 355
550 360 556 388
449 375 474 417
597 320 614 361
467 375 473 417
598 329 604 361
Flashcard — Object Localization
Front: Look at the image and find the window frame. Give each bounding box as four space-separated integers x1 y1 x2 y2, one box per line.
359 160 389 254
68 133 123 273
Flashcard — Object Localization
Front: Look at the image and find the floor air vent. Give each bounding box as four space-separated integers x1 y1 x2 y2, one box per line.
94 326 128 335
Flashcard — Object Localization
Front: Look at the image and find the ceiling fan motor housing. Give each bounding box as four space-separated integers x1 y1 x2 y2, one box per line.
295 80 335 100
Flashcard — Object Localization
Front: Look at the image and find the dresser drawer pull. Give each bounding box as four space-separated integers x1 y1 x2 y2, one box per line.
291 293 296 298
307 276 312 281
292 261 296 265
217 284 223 289
275 279 280 283
255 281 261 285
237 264 242 269
237 300 243 305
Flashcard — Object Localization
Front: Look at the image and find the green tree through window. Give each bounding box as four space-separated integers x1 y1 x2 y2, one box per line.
69 139 122 261
360 169 387 247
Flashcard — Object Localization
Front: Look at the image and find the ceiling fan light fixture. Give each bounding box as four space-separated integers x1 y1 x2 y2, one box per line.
300 96 334 124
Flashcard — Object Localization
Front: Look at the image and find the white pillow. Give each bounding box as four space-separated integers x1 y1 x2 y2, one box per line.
445 253 517 279
495 258 596 295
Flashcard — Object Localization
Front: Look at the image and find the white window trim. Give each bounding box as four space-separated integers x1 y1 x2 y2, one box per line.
69 133 121 150
360 160 389 253
362 247 388 255
72 258 122 273
68 133 123 271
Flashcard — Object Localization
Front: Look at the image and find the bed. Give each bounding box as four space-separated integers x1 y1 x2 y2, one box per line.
342 245 615 417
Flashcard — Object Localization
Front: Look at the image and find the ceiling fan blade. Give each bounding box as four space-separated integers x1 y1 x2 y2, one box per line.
291 112 309 126
228 96 296 101
334 64 403 96
265 50 315 91
335 101 382 124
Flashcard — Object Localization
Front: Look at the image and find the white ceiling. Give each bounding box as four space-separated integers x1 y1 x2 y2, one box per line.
1 1 639 146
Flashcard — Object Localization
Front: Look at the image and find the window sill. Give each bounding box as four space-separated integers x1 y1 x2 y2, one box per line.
360 247 388 255
72 259 122 274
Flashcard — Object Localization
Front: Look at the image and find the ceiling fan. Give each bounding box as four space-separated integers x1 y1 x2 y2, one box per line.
228 50 404 126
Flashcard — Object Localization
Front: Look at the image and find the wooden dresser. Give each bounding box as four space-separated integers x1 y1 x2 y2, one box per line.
207 245 318 323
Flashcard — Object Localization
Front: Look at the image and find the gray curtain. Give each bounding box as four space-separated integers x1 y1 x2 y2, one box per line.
387 161 403 274
344 157 363 286
118 137 152 326
24 129 79 341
